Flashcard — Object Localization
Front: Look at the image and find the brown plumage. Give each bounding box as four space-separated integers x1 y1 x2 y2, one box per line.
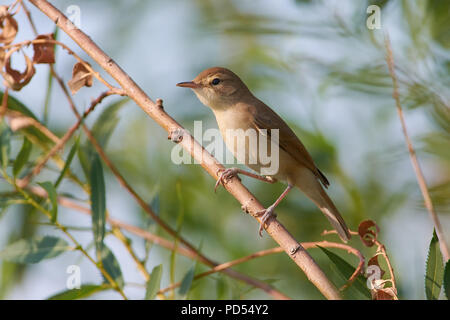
177 67 351 241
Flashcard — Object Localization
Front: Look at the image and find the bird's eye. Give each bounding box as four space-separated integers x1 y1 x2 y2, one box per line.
211 78 220 85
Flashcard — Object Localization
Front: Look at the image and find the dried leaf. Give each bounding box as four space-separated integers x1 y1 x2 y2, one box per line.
371 287 397 300
358 220 380 247
0 47 5 67
368 255 385 278
0 6 18 45
32 34 55 64
67 62 93 95
2 52 36 91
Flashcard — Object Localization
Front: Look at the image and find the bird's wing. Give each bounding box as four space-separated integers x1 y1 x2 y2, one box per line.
249 100 329 187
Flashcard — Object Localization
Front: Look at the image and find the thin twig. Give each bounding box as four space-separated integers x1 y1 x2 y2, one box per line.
374 239 397 295
4 39 114 90
0 88 9 119
158 241 364 294
5 110 60 143
384 34 449 261
17 90 116 188
29 0 342 299
1 171 128 299
27 186 290 300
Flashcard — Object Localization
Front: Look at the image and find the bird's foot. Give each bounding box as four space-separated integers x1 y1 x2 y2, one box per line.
215 168 240 192
256 205 277 237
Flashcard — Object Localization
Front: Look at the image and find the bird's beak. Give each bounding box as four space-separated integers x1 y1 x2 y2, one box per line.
176 81 200 89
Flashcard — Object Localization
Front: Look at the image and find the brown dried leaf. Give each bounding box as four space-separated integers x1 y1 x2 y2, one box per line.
67 62 93 95
0 47 5 67
32 34 55 64
0 5 18 45
372 287 397 300
368 255 385 278
2 52 36 91
358 220 380 247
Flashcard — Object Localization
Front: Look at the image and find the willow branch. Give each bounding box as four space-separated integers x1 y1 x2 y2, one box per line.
1 173 127 299
159 241 365 294
17 89 117 188
27 186 289 300
29 0 342 299
384 35 449 261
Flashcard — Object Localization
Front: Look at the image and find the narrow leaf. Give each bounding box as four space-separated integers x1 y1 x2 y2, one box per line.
0 92 52 147
0 125 11 169
38 181 58 223
55 137 79 188
90 154 106 254
77 98 128 179
425 230 444 300
0 236 71 264
145 264 163 300
100 246 124 289
318 246 371 299
91 98 129 147
13 137 32 177
178 265 195 298
444 260 450 300
47 284 110 300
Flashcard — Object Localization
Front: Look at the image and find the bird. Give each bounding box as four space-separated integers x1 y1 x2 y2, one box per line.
177 67 351 242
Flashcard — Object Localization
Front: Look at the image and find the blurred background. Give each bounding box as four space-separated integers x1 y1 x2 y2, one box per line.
0 0 449 299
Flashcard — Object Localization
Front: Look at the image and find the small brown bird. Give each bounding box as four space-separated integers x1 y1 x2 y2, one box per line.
177 67 351 242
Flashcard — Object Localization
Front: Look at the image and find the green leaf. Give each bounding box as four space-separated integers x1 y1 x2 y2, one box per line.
318 246 371 299
47 284 110 300
145 264 163 300
77 144 94 179
91 98 129 147
100 245 124 289
0 236 71 264
0 125 11 170
90 154 106 254
216 275 229 300
0 92 53 147
425 230 444 300
178 265 195 298
13 137 32 177
0 92 38 119
55 136 79 188
37 181 58 223
444 260 450 300
77 98 128 179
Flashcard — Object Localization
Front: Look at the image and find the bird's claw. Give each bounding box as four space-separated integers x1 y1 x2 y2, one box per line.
215 168 239 192
256 206 276 237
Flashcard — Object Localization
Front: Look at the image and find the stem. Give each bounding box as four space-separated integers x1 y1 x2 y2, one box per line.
384 34 449 261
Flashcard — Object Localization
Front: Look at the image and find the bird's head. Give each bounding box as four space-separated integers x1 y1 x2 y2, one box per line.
177 67 251 110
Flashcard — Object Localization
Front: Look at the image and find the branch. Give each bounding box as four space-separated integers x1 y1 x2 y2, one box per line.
16 89 117 188
29 0 342 299
384 34 449 261
159 241 365 295
27 186 290 300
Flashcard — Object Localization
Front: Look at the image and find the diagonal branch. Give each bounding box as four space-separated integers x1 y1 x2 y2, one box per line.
384 35 449 262
29 0 342 299
159 241 365 295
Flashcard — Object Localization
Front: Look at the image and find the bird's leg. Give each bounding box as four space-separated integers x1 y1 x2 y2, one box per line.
215 168 276 192
256 184 293 236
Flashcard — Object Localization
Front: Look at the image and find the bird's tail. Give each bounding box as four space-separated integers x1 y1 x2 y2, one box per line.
295 176 351 242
